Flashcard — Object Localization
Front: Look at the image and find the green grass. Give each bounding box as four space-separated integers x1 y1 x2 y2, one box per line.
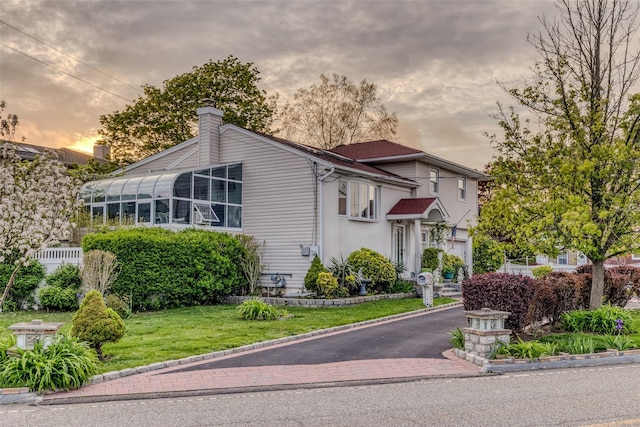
0 297 455 374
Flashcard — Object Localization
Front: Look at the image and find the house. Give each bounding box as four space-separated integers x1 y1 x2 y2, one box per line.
0 140 107 166
79 101 490 295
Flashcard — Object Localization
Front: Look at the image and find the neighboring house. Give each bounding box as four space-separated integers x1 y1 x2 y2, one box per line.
0 140 107 166
79 101 490 295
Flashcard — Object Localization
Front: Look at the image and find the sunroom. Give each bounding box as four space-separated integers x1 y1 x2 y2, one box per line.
79 163 243 229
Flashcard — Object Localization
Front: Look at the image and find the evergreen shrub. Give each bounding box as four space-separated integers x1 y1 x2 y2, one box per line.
347 248 396 293
304 255 328 294
82 228 242 310
421 248 440 271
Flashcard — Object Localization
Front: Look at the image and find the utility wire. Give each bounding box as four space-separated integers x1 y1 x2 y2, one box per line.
0 19 141 93
0 42 133 102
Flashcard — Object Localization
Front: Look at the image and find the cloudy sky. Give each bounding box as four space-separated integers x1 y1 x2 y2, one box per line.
0 0 560 170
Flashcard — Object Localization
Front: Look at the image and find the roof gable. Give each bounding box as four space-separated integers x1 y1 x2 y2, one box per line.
329 140 422 160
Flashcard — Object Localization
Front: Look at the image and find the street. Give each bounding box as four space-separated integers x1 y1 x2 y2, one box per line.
3 363 640 427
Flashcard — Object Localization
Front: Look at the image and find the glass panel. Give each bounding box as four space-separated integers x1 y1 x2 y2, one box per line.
194 168 210 176
368 186 376 219
154 199 170 224
173 172 192 198
122 201 136 221
228 163 242 181
79 182 96 203
91 205 104 221
121 177 142 201
92 179 112 203
137 175 157 199
172 199 191 224
106 179 126 202
228 206 242 228
155 174 177 198
138 202 151 223
349 182 359 217
211 179 226 203
212 204 226 227
359 183 368 218
338 181 347 215
107 203 120 220
211 166 226 179
228 182 242 204
194 176 210 200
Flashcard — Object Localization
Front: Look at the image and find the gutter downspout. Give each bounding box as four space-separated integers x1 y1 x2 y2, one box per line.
317 166 335 262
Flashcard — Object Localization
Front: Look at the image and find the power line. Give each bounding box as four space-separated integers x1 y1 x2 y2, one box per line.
0 42 133 102
0 20 141 93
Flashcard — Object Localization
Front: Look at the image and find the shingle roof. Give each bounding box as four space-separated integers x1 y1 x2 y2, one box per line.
388 198 437 215
328 140 423 160
1 141 102 165
253 132 416 184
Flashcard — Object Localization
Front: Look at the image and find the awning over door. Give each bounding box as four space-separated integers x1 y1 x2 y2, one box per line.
386 197 449 223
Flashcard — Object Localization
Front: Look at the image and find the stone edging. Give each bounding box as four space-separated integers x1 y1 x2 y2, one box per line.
454 347 640 373
82 300 462 386
223 293 416 307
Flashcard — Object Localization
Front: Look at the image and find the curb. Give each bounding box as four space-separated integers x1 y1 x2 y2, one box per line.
453 348 640 372
6 301 460 406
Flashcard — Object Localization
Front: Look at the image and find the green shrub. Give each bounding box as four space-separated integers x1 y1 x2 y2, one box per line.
329 256 360 294
316 272 348 298
0 335 97 392
472 234 503 274
105 293 132 319
442 253 465 280
561 305 635 335
71 290 126 360
45 263 82 289
421 248 440 271
0 260 46 310
236 298 288 320
531 265 553 278
494 338 556 360
450 327 465 350
304 255 328 294
38 286 79 311
82 228 241 310
347 248 396 292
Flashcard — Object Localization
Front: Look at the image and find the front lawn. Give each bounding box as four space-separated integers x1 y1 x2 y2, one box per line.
0 297 454 374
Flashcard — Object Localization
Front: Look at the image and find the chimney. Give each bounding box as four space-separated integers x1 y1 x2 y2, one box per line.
93 144 111 160
197 99 224 166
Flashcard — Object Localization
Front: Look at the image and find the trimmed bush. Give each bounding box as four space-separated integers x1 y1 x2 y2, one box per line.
38 286 79 312
304 255 328 294
531 265 553 278
347 248 396 292
0 260 46 311
105 293 131 319
82 228 241 310
421 248 440 271
45 263 82 289
316 272 348 298
71 290 126 360
462 272 536 332
0 334 97 392
527 271 591 326
472 235 503 274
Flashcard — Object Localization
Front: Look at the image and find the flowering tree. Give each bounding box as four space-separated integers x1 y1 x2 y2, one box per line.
0 144 82 311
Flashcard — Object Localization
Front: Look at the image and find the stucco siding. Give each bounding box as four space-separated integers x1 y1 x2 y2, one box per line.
219 129 317 294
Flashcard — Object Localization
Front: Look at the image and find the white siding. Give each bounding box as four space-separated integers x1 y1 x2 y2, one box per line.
220 129 317 294
126 145 199 174
374 162 417 182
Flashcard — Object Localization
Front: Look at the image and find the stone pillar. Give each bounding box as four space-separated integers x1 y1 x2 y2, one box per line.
8 319 64 350
463 308 511 358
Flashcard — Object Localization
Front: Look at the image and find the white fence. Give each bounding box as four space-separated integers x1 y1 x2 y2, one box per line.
502 263 578 278
34 247 83 273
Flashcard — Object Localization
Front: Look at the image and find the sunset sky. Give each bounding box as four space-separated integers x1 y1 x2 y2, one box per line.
0 0 560 169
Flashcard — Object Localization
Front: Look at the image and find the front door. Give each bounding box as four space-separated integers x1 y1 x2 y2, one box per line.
393 224 406 267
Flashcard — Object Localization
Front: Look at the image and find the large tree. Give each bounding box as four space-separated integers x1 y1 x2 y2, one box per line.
0 100 19 141
0 144 82 311
479 0 640 308
99 55 277 165
279 74 398 149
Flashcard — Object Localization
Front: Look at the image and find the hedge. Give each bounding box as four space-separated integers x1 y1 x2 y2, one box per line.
82 228 244 311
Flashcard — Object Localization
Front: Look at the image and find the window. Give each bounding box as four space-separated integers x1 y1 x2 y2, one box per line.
458 177 467 201
345 181 378 220
430 169 439 194
557 252 568 265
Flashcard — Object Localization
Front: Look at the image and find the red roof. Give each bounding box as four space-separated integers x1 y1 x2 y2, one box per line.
387 198 437 215
329 140 423 160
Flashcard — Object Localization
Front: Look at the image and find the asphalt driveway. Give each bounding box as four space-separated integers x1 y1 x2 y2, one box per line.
169 305 467 372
